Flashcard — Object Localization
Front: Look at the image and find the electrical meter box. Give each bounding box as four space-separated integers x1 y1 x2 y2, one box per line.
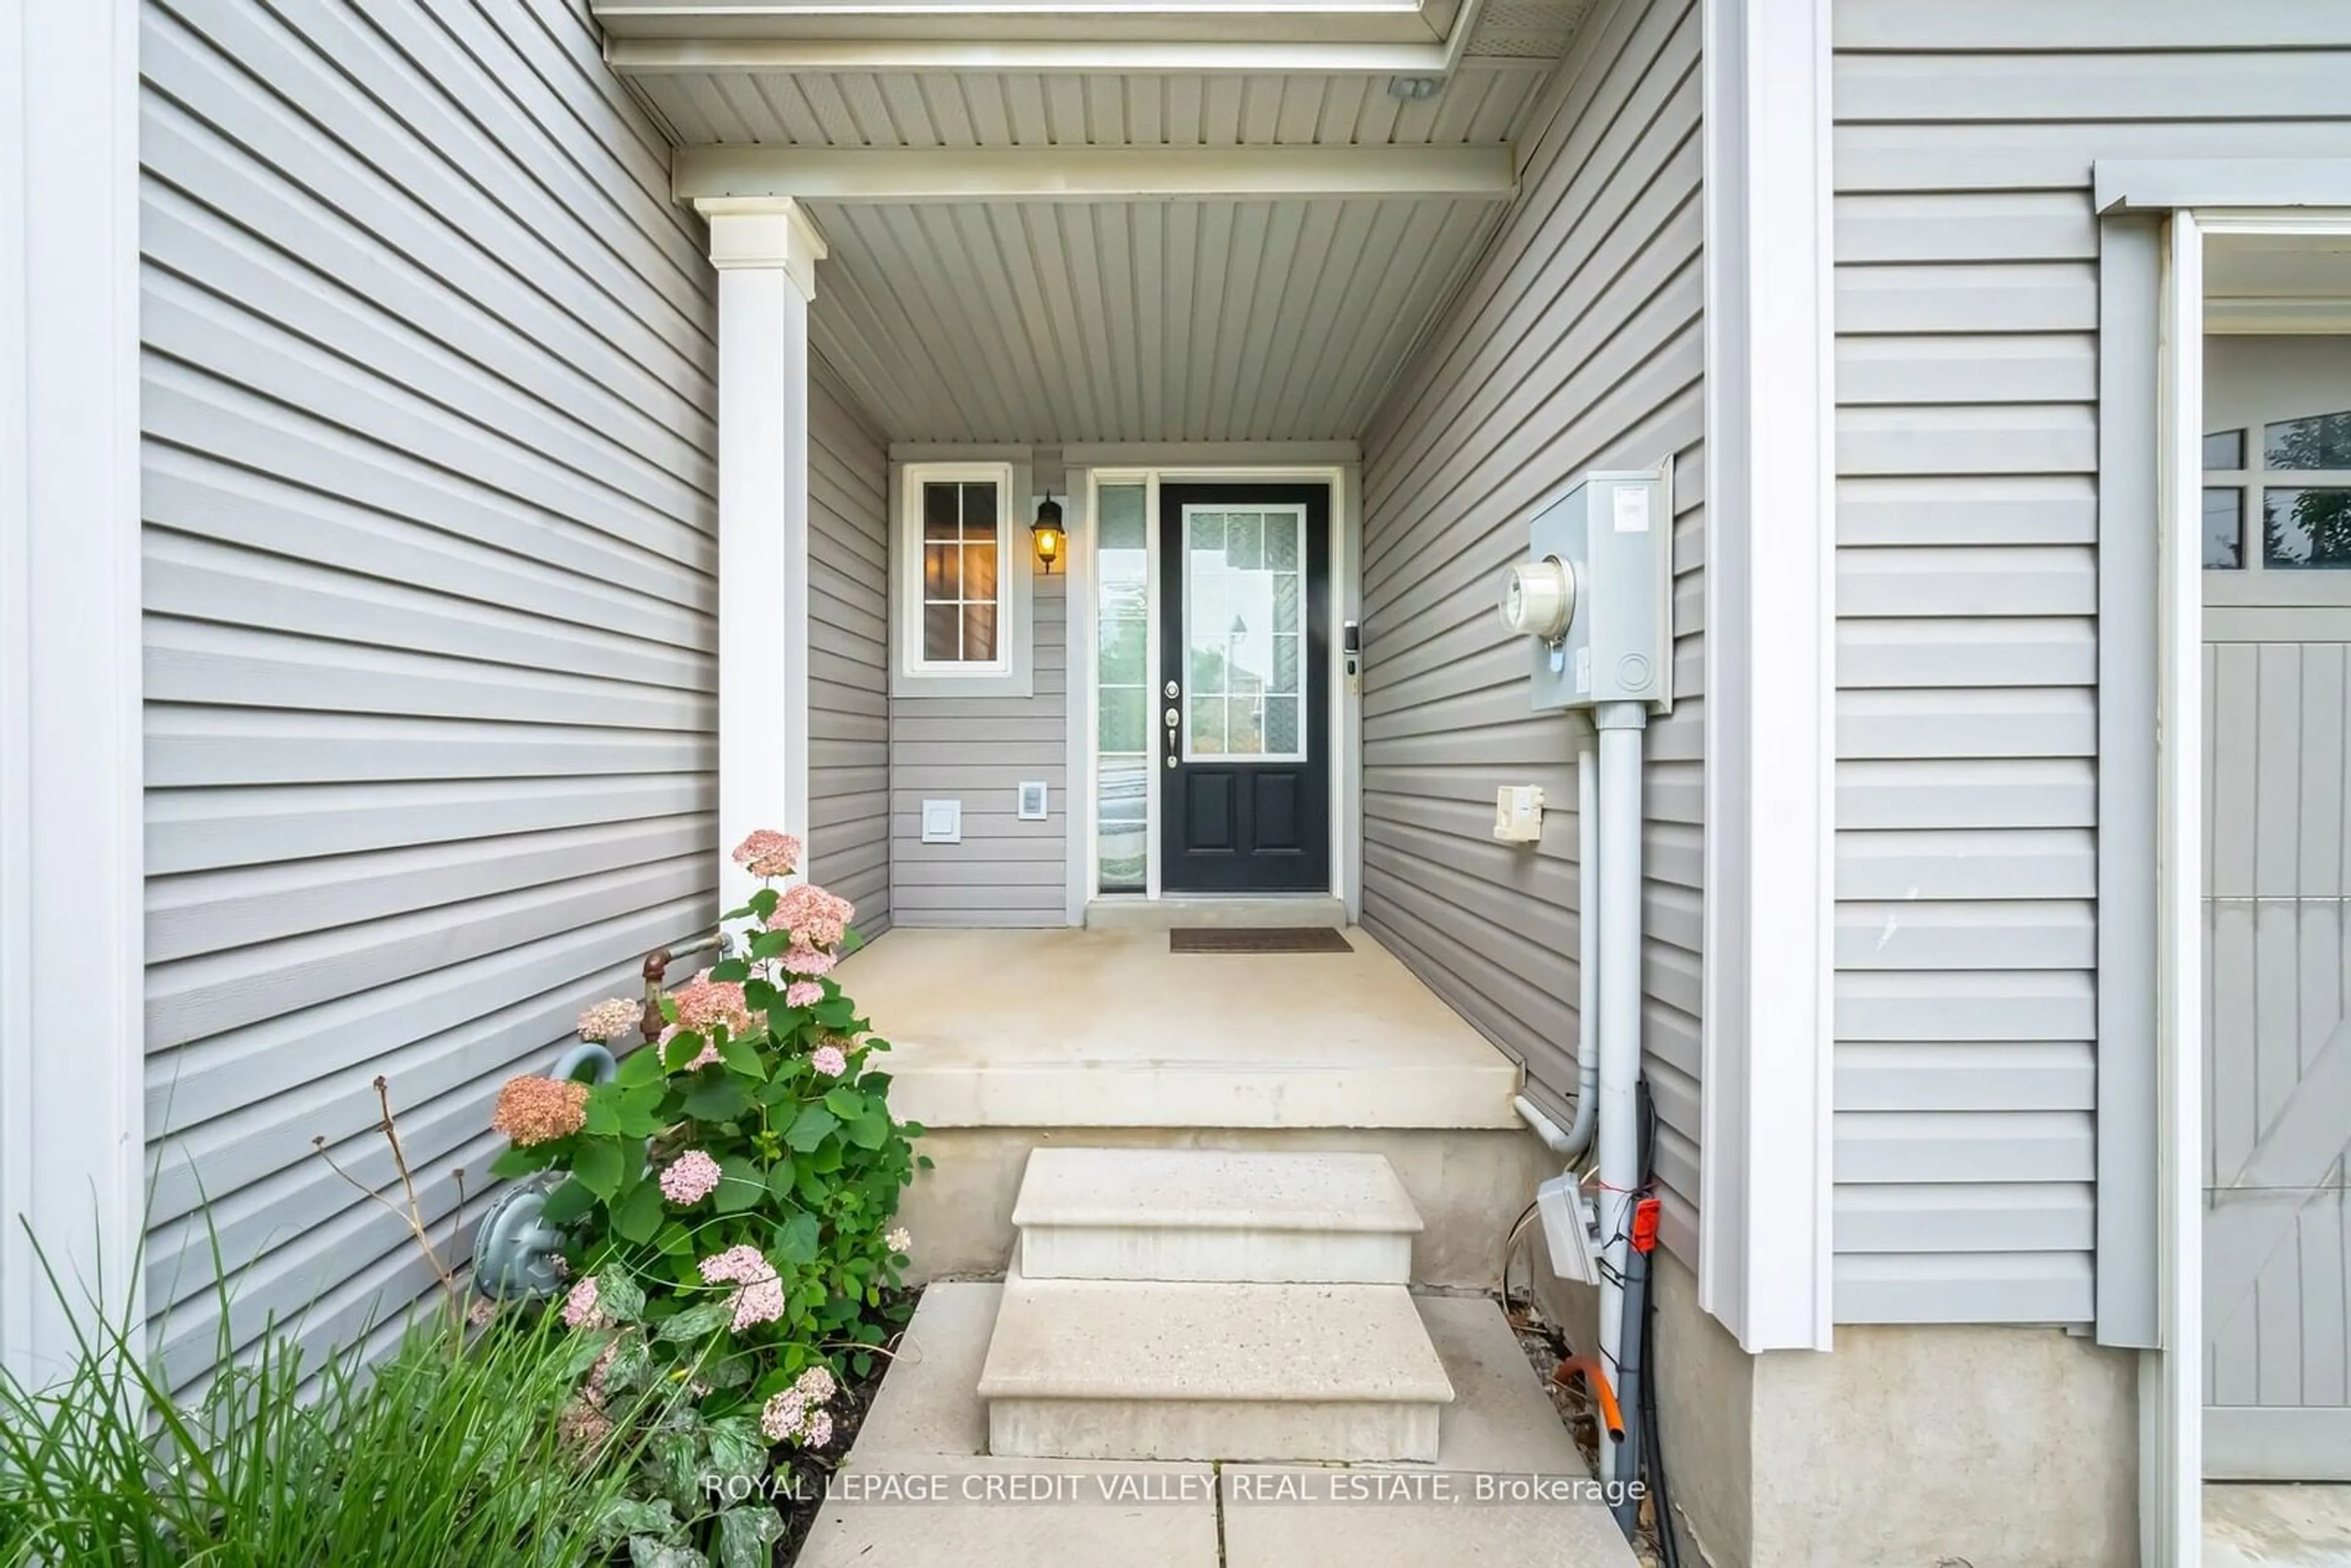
1499 462 1674 713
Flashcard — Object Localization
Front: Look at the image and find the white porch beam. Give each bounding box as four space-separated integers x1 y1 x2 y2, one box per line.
609 37 1540 72
1 0 144 1382
602 0 1515 75
675 144 1518 206
597 6 1442 47
1696 0 1835 1354
702 198 825 910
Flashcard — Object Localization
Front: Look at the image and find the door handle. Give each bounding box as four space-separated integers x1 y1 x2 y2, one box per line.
1164 704 1180 767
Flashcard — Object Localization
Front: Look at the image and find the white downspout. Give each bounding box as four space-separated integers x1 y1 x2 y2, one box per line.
1592 700 1648 1484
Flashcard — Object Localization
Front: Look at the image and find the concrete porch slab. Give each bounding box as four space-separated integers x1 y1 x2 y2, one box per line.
828 1283 1640 1567
836 927 1523 1130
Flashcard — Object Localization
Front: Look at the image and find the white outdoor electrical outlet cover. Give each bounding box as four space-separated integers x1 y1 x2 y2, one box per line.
1017 781 1049 820
920 799 962 844
1537 1172 1601 1287
1493 784 1546 843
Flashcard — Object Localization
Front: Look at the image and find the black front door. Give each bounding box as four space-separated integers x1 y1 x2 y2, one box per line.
1157 483 1330 893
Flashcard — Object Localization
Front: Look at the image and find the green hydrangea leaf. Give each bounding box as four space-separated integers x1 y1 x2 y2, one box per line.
717 1033 764 1079
615 1046 667 1088
574 1136 626 1200
683 1074 753 1122
661 1029 708 1073
773 1211 821 1266
613 1180 665 1244
713 1155 767 1215
783 1104 839 1152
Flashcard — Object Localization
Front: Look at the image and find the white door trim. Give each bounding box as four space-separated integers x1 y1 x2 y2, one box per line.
2145 203 2351 1565
1075 464 1359 913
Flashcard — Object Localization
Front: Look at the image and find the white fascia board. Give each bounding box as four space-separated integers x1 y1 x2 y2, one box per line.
674 145 1517 205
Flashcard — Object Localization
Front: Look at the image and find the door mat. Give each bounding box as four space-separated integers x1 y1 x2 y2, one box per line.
1169 927 1353 953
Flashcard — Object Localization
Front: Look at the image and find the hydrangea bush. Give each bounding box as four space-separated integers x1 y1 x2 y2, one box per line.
486 830 927 1565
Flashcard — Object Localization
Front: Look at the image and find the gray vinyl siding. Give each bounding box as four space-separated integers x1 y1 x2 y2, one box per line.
888 572 1069 926
1358 0 1704 1257
139 0 716 1387
1828 1 2351 1324
809 358 891 936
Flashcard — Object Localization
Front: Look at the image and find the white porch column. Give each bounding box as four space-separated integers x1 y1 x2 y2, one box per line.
698 199 827 910
1 0 144 1380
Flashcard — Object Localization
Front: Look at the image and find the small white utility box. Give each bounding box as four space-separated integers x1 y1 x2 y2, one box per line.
1493 785 1546 844
1536 1172 1601 1287
920 799 962 844
1499 462 1674 715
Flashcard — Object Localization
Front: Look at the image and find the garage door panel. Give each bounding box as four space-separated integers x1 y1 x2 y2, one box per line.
2202 337 2351 1480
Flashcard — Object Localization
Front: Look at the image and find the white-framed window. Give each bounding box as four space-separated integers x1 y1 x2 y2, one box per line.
893 460 1030 696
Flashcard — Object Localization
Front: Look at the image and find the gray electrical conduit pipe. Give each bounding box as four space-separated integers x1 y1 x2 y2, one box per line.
1513 722 1602 1165
1510 710 1646 1490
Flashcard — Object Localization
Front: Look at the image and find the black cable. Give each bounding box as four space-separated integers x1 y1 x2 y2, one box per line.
1632 1085 1683 1568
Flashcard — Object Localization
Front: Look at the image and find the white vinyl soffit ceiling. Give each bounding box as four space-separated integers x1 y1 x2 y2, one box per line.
804 194 1504 444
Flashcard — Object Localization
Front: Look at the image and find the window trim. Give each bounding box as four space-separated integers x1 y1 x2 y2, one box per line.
891 459 1033 698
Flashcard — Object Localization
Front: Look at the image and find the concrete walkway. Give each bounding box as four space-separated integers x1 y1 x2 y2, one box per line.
2206 1484 2351 1566
798 1283 1641 1567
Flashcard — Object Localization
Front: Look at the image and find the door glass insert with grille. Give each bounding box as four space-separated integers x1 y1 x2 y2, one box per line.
1182 505 1307 763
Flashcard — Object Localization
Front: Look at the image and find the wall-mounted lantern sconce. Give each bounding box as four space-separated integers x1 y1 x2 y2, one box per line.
1032 495 1064 572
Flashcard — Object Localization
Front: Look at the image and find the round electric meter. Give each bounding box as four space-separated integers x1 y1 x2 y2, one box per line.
1501 556 1575 643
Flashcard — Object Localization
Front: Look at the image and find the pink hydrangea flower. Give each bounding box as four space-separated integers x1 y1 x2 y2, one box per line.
698 1245 784 1332
810 1044 847 1077
493 1076 588 1146
782 945 834 978
732 829 802 880
659 1150 723 1206
885 1226 911 1256
766 883 855 950
804 1408 834 1448
729 1276 784 1332
784 980 823 1009
561 1276 607 1330
761 1388 808 1442
795 1364 836 1402
673 976 753 1038
576 997 642 1043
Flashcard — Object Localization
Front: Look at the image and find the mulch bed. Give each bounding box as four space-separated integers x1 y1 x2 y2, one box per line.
774 1286 920 1564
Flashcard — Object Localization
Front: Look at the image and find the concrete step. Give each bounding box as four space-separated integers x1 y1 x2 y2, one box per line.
1083 895 1348 932
977 1263 1455 1463
1014 1147 1423 1285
